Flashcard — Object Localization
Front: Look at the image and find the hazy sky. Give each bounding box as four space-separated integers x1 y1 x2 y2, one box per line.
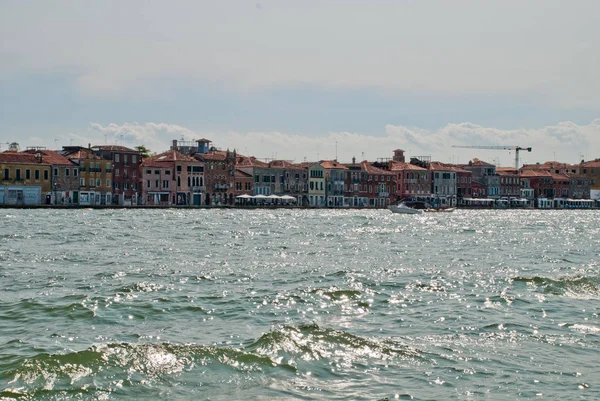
1 0 599 165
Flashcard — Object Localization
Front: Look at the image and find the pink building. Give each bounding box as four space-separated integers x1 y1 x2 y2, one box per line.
141 150 205 206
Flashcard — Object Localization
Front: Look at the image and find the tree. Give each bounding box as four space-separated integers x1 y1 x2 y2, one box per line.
135 145 152 158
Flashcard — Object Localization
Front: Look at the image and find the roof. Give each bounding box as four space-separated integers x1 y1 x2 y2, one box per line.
21 149 77 166
61 147 99 160
196 138 212 143
142 150 198 167
236 156 269 168
196 150 234 161
580 159 600 168
0 152 45 164
496 167 519 176
293 162 315 169
430 161 467 172
234 169 253 178
92 145 137 152
320 160 348 170
362 161 393 175
389 161 428 171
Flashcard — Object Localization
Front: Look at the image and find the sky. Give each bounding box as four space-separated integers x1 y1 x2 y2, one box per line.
1 0 599 166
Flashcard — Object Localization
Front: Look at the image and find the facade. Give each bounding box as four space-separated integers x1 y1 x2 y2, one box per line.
343 160 369 207
22 149 79 204
62 146 112 205
388 161 430 201
308 163 326 206
92 145 142 205
0 151 51 205
496 167 521 199
462 159 500 199
141 150 204 206
321 160 348 207
429 162 458 207
194 145 236 205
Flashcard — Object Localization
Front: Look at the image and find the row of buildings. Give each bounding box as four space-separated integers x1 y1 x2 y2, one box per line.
1 139 599 208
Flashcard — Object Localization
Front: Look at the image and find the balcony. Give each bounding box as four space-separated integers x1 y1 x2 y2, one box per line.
213 183 230 190
378 192 389 197
192 186 206 192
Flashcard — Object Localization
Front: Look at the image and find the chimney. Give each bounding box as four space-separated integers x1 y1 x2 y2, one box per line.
352 156 356 164
172 140 178 151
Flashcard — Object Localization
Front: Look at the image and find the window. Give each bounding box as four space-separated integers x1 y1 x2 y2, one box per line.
26 169 31 180
165 170 171 175
132 155 137 164
162 180 169 189
146 170 151 175
53 168 58 176
74 169 78 177
115 181 120 189
124 154 128 164
3 168 8 179
80 178 85 186
90 162 95 169
115 154 120 163
65 168 69 176
132 183 137 190
147 180 151 188
90 178 95 187
115 168 119 176
44 170 49 180
177 165 182 172
96 178 101 187
155 180 159 188
107 179 111 187
16 169 22 181
155 170 160 175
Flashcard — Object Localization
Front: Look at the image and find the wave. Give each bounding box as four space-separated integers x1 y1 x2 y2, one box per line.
2 324 422 397
512 273 600 299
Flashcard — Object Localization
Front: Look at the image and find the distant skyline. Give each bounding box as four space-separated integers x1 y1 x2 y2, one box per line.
1 1 599 165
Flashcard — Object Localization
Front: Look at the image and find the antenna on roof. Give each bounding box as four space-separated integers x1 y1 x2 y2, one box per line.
335 140 338 161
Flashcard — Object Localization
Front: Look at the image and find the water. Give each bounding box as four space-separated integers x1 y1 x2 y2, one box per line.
1 209 599 400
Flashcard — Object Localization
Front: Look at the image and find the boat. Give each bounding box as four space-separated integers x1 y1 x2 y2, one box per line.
388 202 423 214
424 207 455 213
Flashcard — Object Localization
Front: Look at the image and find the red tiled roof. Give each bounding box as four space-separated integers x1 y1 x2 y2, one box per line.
362 161 393 175
430 161 466 171
320 160 348 170
389 161 427 171
0 152 44 164
234 169 253 178
236 156 269 168
22 149 77 166
142 150 197 167
580 159 600 168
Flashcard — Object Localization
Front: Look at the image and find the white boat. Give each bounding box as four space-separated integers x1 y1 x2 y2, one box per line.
388 202 423 214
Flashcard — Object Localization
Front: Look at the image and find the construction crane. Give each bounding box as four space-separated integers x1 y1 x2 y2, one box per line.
451 145 532 169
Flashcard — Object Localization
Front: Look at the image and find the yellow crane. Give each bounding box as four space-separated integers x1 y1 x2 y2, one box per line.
451 145 532 169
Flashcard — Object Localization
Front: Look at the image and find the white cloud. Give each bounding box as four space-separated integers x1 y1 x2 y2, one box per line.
41 119 600 167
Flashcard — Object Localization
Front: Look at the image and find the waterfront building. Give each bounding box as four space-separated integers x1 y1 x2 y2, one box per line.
429 162 458 207
579 159 600 198
461 159 500 199
496 167 521 199
307 162 326 206
233 169 254 201
193 140 236 205
92 145 142 205
141 150 204 206
61 146 112 205
269 160 309 204
22 149 79 204
321 160 348 207
236 156 271 195
389 161 431 201
0 151 51 205
471 180 487 199
343 159 369 207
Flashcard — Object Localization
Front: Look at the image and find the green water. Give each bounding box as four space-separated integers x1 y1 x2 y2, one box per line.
1 209 599 400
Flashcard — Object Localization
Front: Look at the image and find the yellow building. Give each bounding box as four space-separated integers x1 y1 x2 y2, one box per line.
0 151 52 205
61 147 113 205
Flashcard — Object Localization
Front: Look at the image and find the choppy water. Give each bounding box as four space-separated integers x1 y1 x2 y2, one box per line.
1 208 599 400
